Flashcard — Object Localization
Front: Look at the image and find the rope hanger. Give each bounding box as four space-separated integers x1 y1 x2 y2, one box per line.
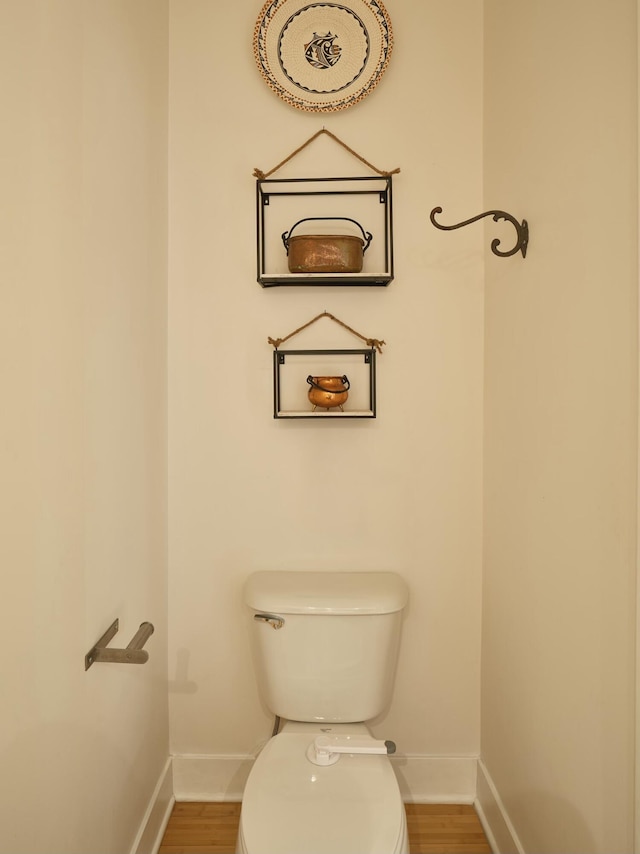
268 310 386 354
253 128 401 180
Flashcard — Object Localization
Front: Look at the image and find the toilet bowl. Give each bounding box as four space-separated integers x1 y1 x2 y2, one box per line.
237 722 408 854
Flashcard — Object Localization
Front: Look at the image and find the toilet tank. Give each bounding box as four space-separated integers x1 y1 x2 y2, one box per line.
244 571 408 723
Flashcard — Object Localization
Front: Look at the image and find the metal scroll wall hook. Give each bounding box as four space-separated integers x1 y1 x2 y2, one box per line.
430 207 529 258
85 618 154 670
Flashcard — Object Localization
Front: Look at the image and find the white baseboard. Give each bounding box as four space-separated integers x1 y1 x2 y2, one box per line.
172 752 478 804
392 754 477 803
475 759 525 854
172 754 255 801
130 757 175 854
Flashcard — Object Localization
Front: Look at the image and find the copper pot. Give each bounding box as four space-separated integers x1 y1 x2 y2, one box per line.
282 218 373 274
306 375 350 410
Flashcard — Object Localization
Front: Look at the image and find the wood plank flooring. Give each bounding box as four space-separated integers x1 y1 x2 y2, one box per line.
159 802 492 854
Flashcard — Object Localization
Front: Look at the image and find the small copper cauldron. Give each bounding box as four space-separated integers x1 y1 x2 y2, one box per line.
306 375 350 411
282 218 373 274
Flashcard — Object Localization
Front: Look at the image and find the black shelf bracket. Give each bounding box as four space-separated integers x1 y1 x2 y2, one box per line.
430 207 529 258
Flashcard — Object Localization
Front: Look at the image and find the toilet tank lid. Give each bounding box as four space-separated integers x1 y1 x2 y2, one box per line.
243 571 408 615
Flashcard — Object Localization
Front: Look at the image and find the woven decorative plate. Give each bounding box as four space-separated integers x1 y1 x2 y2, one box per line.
253 0 393 112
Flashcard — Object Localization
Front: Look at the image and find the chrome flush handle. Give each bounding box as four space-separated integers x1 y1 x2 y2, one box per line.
254 613 285 630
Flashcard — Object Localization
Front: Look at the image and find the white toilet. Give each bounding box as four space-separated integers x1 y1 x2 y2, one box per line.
237 570 409 854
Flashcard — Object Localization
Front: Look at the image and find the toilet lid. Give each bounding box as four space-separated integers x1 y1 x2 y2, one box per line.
240 733 406 854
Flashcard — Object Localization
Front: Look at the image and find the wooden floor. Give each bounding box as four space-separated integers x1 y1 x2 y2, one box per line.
159 802 492 854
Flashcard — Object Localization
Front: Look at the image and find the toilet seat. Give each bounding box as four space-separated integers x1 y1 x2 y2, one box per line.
237 731 408 854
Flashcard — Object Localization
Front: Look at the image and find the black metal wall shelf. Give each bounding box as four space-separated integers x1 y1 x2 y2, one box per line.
273 348 377 418
260 272 393 287
257 175 394 287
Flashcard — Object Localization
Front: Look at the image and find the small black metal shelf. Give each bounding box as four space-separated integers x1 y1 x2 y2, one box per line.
273 347 377 419
257 175 394 287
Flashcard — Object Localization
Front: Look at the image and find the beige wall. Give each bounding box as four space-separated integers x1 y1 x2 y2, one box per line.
168 0 484 786
481 2 638 852
0 3 170 853
3 1 637 849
